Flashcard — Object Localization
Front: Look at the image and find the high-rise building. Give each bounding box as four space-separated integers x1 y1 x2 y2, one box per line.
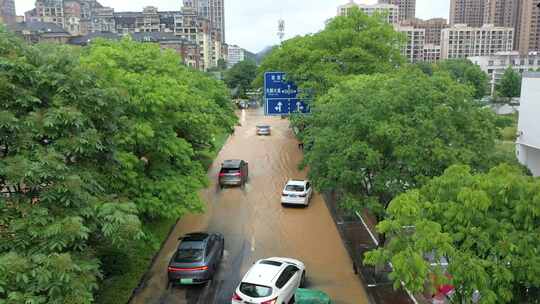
516 0 540 55
378 0 416 21
400 18 448 45
0 0 16 25
441 24 514 59
337 2 399 24
484 0 519 28
182 0 224 43
450 0 487 26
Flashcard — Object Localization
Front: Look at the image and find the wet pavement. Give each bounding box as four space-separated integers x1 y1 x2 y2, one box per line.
130 108 369 304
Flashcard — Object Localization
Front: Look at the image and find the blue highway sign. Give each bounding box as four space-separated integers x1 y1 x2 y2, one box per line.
264 72 311 116
264 72 298 99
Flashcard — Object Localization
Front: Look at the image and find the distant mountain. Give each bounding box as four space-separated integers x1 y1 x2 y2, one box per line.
255 46 275 64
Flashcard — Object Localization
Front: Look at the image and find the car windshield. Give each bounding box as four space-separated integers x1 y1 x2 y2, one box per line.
285 185 305 192
239 283 273 298
257 126 270 129
221 168 240 174
174 242 204 263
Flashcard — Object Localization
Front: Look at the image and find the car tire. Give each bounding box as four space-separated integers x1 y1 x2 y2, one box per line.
300 271 306 288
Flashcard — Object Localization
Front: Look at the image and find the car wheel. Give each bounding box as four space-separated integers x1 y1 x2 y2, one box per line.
300 271 306 288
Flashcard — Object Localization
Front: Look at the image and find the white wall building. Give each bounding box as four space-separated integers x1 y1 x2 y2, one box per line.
517 72 540 176
337 1 399 24
395 25 425 63
441 24 514 59
469 51 540 95
227 44 245 68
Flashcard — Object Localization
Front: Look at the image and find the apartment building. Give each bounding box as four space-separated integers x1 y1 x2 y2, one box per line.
470 51 540 94
395 25 425 63
378 0 416 21
182 0 224 43
516 0 540 55
441 24 514 59
0 0 16 25
34 0 65 27
12 21 71 44
400 18 448 45
423 44 442 63
337 1 399 24
450 0 487 26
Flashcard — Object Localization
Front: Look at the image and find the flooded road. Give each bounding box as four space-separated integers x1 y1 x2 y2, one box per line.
130 108 369 304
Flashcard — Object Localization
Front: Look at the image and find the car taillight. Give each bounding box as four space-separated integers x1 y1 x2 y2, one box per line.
261 298 278 304
218 173 225 177
233 172 242 176
168 266 209 272
231 292 242 301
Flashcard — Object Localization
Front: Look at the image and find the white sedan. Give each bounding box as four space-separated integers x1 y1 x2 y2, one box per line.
232 257 306 304
281 180 313 206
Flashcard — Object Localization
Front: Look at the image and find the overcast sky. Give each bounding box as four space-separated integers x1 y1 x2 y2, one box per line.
15 0 449 53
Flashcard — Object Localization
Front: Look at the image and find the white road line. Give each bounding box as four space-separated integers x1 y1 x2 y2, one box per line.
251 235 255 252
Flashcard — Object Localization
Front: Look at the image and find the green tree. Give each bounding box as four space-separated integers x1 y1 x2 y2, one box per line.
365 164 540 303
0 31 236 303
224 59 258 98
496 66 522 98
257 8 405 97
80 38 236 219
435 59 489 99
0 30 142 304
302 68 498 220
217 58 228 70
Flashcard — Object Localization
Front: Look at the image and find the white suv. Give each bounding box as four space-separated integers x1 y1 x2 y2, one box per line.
232 257 306 304
281 180 313 206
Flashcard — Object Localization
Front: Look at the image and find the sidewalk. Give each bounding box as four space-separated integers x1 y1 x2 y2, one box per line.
322 192 417 304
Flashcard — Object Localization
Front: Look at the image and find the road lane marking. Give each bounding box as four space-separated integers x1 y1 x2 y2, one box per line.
251 235 255 252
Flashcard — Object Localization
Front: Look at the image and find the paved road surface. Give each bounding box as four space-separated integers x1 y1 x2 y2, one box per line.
130 108 369 304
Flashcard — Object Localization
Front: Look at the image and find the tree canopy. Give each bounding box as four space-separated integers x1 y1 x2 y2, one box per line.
496 66 522 98
301 68 499 218
365 164 540 303
434 59 489 99
80 38 236 219
224 59 258 98
0 31 235 303
257 8 405 96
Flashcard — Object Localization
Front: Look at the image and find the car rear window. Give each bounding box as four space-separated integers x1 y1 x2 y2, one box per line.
174 242 204 263
239 283 273 298
257 126 270 129
221 168 240 174
285 185 305 192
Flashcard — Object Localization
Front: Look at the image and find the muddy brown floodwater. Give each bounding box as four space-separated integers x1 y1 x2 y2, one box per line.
130 108 369 304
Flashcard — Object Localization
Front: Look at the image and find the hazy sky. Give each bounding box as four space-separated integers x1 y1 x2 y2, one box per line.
15 0 450 53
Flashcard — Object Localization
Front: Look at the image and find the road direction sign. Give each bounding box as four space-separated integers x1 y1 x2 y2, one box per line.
264 72 311 116
264 72 298 99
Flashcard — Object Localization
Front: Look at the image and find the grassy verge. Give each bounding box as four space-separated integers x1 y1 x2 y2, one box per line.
95 218 178 304
95 129 230 304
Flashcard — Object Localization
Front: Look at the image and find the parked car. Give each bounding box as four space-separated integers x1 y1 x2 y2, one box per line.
232 257 306 304
218 159 249 188
281 179 313 207
295 288 332 304
256 125 271 136
167 232 224 286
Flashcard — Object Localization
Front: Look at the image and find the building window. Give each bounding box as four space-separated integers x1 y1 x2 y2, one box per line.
488 60 494 66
